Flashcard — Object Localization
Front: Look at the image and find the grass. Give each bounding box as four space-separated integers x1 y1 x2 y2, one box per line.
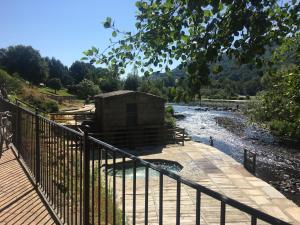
38 87 74 97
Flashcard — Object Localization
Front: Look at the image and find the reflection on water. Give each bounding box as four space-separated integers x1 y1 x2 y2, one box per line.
173 104 300 206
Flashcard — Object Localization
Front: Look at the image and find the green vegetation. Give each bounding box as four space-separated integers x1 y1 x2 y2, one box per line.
38 87 73 97
84 0 299 102
0 45 48 84
76 79 100 99
165 105 176 127
46 78 62 94
0 69 22 95
250 35 300 140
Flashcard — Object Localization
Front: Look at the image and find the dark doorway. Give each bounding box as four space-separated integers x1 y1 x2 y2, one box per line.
126 103 137 127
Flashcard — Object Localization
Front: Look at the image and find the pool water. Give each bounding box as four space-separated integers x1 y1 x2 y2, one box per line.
107 159 183 178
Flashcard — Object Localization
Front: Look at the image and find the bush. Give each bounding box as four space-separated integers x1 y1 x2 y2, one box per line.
23 94 59 113
76 79 100 99
165 106 176 127
165 105 174 116
0 69 22 95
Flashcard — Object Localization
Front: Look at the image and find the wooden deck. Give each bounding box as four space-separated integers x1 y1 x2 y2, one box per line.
0 147 55 225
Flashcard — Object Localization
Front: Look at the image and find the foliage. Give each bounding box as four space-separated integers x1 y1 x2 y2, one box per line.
0 45 49 84
100 77 121 93
45 57 73 85
124 74 140 91
39 87 73 97
69 61 95 83
21 88 59 113
84 0 299 97
76 79 100 99
251 35 300 140
165 105 176 127
138 78 168 99
46 78 62 94
0 69 22 95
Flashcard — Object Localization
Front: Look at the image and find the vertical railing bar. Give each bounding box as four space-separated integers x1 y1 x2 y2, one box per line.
56 125 59 212
40 118 43 190
176 180 181 225
98 146 102 225
113 151 116 225
122 156 126 225
251 216 257 225
145 166 149 225
51 124 55 207
35 109 40 184
60 128 63 220
92 143 95 225
83 130 90 225
67 132 70 225
196 190 201 225
75 136 78 225
220 201 226 225
63 129 66 223
133 160 137 225
105 149 108 225
80 137 83 225
70 133 74 225
159 172 163 225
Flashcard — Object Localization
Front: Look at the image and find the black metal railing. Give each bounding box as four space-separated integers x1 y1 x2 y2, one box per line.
0 98 292 225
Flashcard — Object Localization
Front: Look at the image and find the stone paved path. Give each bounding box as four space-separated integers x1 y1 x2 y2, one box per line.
114 141 300 225
0 147 55 225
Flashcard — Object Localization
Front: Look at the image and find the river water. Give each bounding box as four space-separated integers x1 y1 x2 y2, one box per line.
172 104 300 206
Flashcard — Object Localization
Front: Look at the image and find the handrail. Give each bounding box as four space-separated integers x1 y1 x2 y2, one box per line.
88 136 290 225
0 97 293 225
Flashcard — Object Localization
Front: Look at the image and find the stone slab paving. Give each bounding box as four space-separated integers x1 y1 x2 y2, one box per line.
0 148 55 225
113 141 300 225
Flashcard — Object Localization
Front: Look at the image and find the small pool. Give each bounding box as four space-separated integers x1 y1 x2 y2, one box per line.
106 159 183 178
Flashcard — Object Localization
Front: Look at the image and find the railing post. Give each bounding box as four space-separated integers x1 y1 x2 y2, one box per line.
83 127 90 225
243 148 247 169
35 108 40 184
16 100 21 158
182 128 185 146
253 153 256 174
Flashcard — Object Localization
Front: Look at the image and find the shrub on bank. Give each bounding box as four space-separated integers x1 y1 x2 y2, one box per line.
165 105 176 127
0 69 22 95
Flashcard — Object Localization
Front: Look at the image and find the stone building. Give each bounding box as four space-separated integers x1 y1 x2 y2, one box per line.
93 90 166 147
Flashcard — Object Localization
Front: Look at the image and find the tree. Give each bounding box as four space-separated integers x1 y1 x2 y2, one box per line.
83 0 299 97
251 35 300 139
100 77 121 92
0 45 48 84
124 74 140 91
47 78 62 94
69 61 95 83
45 57 72 85
77 79 100 99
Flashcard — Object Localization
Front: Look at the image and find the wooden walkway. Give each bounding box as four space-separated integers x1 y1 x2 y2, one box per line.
0 147 55 225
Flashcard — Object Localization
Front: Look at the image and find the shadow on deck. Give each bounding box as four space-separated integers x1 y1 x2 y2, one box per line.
0 147 55 224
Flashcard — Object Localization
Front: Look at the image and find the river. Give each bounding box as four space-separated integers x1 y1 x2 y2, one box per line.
172 104 300 206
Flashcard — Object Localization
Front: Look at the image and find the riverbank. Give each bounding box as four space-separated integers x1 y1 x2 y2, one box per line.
173 104 300 206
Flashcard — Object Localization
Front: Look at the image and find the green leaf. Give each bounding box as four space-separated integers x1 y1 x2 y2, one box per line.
103 17 112 28
112 31 117 37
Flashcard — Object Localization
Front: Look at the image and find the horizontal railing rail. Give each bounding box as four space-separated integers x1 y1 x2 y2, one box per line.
0 97 292 225
90 125 185 148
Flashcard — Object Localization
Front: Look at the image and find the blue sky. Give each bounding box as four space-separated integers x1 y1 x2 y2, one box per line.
0 0 137 67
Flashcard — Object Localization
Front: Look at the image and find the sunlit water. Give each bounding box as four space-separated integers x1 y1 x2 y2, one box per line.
173 104 300 205
107 160 183 178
